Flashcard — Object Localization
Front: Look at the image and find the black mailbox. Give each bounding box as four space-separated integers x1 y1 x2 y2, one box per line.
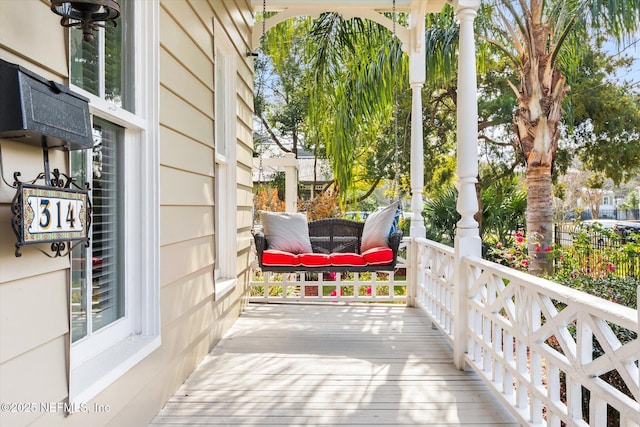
0 58 93 151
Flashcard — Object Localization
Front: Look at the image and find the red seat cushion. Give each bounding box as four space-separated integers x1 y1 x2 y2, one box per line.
262 250 299 266
362 246 393 265
298 253 331 267
330 252 366 266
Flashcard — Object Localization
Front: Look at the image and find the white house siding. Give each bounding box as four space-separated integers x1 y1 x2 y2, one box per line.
0 0 254 425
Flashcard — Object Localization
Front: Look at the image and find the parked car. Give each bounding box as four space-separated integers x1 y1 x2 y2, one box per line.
578 220 640 246
343 211 370 221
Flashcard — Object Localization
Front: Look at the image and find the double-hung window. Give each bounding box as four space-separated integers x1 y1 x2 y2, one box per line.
213 18 238 299
68 0 160 404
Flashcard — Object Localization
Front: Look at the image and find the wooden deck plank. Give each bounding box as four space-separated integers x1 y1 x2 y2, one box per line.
150 304 516 426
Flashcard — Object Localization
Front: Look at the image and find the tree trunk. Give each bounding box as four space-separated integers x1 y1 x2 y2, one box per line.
512 49 568 275
526 166 554 275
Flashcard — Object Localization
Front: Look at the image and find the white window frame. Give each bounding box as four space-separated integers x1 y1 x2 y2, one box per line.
213 18 238 300
67 0 160 405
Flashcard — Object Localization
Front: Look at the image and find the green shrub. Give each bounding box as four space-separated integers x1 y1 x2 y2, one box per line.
553 275 638 309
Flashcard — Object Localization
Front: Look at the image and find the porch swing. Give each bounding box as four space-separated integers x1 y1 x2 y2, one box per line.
252 0 403 273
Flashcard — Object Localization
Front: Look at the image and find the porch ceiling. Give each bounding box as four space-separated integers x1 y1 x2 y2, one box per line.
249 0 455 51
250 0 451 14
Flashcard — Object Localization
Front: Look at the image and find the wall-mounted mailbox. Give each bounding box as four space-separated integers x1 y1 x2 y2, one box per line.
0 58 93 151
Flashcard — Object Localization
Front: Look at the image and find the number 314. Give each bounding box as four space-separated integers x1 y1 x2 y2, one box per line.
39 199 77 230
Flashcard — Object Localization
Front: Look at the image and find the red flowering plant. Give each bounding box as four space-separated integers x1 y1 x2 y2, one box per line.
486 231 552 272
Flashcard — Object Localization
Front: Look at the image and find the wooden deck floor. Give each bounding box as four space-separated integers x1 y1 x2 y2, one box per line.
150 303 517 426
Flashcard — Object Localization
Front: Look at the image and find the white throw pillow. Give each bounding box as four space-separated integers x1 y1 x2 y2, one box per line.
259 211 313 254
360 201 400 253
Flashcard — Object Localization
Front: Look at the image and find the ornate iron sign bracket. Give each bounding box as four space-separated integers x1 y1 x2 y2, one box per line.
2 143 92 258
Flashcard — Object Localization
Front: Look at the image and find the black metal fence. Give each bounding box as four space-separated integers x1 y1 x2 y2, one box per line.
557 209 640 221
554 223 640 278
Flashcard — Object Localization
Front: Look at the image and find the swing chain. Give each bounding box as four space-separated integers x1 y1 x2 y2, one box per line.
255 0 268 218
262 0 266 40
391 0 400 202
392 0 396 35
259 0 266 187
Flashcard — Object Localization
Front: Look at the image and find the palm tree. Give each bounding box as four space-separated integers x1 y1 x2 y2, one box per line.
477 0 639 274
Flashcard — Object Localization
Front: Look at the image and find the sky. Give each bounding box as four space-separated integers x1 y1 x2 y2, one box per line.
606 35 640 91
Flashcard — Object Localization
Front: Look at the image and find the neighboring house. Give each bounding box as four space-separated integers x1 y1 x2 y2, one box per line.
297 150 333 199
577 189 638 220
597 191 620 219
0 1 253 425
577 188 615 219
253 151 333 200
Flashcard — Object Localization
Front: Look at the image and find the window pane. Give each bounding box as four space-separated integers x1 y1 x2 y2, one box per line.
105 16 123 105
70 28 99 96
70 148 88 342
105 0 135 111
91 120 124 332
69 0 134 112
71 119 125 341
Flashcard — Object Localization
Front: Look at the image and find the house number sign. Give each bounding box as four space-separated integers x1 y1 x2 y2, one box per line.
11 183 91 257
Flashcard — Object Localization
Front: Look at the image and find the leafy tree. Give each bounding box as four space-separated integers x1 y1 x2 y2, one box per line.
566 45 640 185
482 176 528 243
475 0 640 275
619 190 639 216
306 13 407 204
255 15 408 205
255 17 314 157
583 173 606 219
423 186 459 244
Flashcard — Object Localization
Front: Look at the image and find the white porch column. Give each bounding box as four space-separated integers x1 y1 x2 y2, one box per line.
283 152 298 213
256 154 298 212
408 6 426 239
453 1 481 371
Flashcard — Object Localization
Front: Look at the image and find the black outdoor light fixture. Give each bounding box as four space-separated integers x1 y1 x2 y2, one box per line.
50 0 120 42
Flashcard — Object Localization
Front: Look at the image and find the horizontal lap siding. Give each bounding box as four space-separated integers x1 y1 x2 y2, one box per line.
160 206 215 245
160 87 214 145
0 0 67 77
213 0 256 297
160 237 215 288
0 2 73 426
0 271 68 364
0 0 255 425
143 0 255 425
160 168 215 206
0 338 69 426
160 268 216 326
160 127 215 176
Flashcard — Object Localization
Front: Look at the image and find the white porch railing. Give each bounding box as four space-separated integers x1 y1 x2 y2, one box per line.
248 239 409 303
413 237 640 427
